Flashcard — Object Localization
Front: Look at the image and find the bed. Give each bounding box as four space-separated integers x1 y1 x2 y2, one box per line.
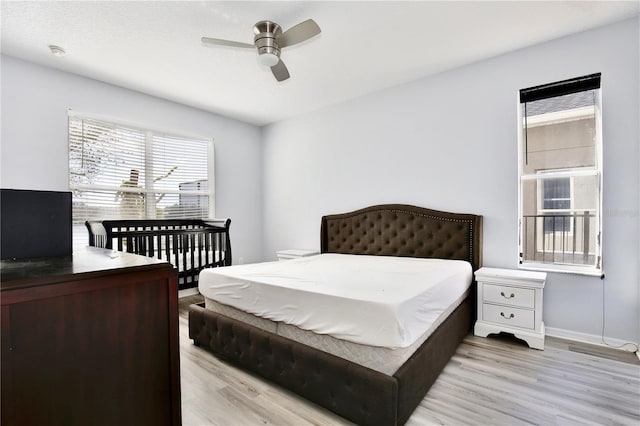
189 204 482 425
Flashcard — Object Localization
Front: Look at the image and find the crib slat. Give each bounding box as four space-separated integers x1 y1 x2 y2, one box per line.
204 231 211 266
148 232 155 258
173 234 179 274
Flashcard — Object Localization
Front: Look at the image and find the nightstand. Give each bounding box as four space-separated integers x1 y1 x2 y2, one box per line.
276 249 319 261
474 267 547 350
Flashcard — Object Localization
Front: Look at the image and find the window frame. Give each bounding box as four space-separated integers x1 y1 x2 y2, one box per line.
68 110 215 246
517 77 603 277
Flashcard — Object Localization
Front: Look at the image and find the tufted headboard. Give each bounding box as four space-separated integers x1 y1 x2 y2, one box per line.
320 204 482 271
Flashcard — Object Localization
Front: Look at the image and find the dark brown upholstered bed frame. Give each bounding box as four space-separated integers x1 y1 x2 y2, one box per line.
189 204 482 425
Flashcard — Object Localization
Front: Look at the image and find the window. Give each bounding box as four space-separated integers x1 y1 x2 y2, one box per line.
68 112 214 248
518 74 602 275
540 177 571 233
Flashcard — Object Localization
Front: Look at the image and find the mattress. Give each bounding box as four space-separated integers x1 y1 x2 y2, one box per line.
198 253 472 349
204 290 468 375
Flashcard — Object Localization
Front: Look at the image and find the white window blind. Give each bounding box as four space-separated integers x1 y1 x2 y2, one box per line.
69 113 214 247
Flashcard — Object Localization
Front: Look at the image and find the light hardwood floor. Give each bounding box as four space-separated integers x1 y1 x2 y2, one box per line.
178 295 640 425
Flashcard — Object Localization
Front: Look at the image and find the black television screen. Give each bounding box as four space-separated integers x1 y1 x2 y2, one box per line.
1 189 72 260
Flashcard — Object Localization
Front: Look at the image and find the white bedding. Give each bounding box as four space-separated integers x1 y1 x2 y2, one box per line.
199 253 472 349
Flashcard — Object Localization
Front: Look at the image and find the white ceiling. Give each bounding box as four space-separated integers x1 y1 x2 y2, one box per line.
2 1 638 126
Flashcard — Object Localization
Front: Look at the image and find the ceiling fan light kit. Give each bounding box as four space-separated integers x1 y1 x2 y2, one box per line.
202 18 321 82
257 52 280 67
254 21 282 67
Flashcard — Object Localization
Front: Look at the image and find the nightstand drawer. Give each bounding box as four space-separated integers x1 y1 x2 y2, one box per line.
482 304 534 330
483 284 535 308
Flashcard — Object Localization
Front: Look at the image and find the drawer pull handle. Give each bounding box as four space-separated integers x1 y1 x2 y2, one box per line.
500 312 515 319
500 291 515 299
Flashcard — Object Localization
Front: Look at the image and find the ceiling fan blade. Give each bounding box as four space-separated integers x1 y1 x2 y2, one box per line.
271 59 290 82
201 37 254 49
276 19 321 48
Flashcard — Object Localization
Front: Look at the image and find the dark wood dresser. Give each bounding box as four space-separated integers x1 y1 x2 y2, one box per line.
1 246 181 426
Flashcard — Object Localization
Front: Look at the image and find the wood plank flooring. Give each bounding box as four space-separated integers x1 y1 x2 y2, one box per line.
178 295 640 425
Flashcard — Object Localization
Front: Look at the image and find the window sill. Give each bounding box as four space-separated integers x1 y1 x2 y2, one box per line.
519 262 603 278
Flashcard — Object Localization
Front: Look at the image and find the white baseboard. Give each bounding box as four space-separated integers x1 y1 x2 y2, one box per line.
178 288 199 298
546 326 639 353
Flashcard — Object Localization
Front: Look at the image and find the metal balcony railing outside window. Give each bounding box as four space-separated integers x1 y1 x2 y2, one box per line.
522 211 596 266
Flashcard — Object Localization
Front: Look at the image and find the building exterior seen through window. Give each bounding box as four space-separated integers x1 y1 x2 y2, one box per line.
518 74 602 275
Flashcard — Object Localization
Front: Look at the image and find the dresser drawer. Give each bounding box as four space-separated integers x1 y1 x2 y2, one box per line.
482 304 534 330
483 284 535 308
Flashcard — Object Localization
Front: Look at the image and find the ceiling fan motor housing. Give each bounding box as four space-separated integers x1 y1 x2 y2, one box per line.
253 21 282 61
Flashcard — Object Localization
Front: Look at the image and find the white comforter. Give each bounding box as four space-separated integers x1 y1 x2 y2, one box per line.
198 253 472 349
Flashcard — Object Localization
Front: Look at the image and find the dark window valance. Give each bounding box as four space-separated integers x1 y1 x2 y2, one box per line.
520 73 601 103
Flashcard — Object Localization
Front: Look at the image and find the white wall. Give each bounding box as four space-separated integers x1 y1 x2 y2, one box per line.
262 18 640 344
1 55 264 264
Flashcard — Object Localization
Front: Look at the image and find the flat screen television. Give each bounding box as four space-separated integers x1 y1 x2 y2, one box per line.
1 189 72 260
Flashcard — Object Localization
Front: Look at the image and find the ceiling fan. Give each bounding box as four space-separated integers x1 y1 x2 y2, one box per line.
201 19 321 82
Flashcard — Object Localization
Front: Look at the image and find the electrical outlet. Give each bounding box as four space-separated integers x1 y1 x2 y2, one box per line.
238 257 244 265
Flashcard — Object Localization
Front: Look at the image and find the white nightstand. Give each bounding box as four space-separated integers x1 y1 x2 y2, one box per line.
276 249 319 261
474 267 547 350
